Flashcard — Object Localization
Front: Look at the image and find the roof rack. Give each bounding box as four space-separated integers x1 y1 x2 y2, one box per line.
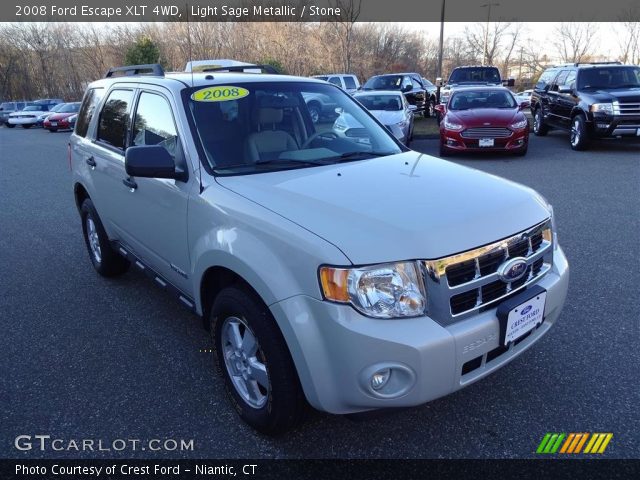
201 64 280 74
553 61 623 67
105 64 165 78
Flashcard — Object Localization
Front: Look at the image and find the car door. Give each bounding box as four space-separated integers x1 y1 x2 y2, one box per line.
547 70 569 127
555 70 578 127
115 87 194 292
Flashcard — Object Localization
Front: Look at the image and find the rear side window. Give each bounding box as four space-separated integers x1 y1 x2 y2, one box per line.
328 76 342 86
536 69 558 90
132 92 179 158
343 76 357 89
97 89 133 150
76 88 104 138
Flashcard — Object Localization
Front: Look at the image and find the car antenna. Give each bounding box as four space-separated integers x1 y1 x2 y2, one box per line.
186 3 203 193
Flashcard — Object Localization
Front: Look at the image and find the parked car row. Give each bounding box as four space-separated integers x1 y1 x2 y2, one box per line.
1 98 79 131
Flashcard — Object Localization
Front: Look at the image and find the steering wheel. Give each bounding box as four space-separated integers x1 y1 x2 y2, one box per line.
302 131 339 149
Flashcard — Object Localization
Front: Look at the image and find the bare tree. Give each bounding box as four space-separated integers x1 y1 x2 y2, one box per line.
552 22 599 63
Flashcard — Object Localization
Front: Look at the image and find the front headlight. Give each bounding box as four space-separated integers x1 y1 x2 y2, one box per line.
590 103 613 114
396 120 408 129
319 262 426 318
510 118 528 130
443 118 464 131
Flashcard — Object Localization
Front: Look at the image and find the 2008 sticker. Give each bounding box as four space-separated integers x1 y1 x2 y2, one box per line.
191 86 249 102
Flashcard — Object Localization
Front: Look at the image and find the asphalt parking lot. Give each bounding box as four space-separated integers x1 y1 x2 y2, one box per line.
1 126 639 459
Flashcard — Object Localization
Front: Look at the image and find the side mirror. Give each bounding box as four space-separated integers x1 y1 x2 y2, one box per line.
435 77 443 87
434 104 446 114
558 85 573 94
502 78 515 87
125 145 177 179
408 104 418 112
402 84 413 93
519 100 530 110
334 107 343 115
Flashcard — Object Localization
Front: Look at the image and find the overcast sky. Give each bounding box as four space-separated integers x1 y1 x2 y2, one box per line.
405 22 625 60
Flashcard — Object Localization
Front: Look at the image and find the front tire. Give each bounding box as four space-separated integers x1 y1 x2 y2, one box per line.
80 199 130 277
514 144 528 156
439 141 450 157
533 108 549 136
307 102 321 124
570 114 589 151
5 123 15 128
210 287 306 435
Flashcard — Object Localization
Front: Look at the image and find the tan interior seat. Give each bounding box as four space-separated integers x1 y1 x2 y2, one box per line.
245 108 298 162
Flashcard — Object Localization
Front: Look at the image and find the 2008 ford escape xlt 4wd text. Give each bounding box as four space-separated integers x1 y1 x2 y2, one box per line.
70 63 569 434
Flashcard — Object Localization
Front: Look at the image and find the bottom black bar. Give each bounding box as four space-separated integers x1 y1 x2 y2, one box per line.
2 459 639 480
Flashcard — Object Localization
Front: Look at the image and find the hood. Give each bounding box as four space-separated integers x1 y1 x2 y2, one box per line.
370 110 404 125
215 152 551 265
447 108 521 127
587 88 640 103
48 112 75 121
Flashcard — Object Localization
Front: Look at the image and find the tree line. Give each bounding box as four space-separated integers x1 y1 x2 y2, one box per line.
0 20 638 101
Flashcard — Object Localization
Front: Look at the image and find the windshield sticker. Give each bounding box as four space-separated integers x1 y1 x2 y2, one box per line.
191 86 249 102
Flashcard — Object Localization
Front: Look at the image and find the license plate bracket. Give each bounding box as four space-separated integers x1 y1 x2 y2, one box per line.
496 285 547 346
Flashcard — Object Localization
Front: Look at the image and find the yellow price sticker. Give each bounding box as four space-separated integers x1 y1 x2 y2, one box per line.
191 86 249 102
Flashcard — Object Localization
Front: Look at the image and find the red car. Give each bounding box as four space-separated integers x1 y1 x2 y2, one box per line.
436 87 529 157
43 102 81 132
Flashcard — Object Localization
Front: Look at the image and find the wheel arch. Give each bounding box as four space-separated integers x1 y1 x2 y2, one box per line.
74 182 90 212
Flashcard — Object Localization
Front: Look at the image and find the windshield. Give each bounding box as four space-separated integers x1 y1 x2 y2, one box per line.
363 76 402 90
355 94 403 111
58 103 80 113
449 67 501 84
1 102 14 109
185 81 402 175
23 106 43 111
577 66 640 89
449 89 517 110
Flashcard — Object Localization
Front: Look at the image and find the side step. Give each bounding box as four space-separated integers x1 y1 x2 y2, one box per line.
112 241 197 314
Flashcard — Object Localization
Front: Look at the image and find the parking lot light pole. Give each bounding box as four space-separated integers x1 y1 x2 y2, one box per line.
480 2 500 66
437 0 445 80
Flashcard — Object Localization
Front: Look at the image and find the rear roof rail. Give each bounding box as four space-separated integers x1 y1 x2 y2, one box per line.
105 64 165 78
553 61 623 68
201 64 280 74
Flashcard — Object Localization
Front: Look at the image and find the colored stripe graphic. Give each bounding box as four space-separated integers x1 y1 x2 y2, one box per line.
540 433 613 454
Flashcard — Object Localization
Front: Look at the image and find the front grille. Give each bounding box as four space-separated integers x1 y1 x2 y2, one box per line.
461 127 512 139
424 220 553 324
613 102 640 116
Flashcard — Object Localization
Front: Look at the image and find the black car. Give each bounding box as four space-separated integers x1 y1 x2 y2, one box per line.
362 73 427 116
531 62 640 150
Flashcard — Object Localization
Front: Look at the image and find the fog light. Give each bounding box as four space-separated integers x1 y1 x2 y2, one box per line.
371 369 391 390
596 123 610 129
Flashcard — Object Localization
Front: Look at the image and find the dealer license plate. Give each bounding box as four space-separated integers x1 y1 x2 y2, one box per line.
504 291 547 345
50 122 57 127
479 138 494 147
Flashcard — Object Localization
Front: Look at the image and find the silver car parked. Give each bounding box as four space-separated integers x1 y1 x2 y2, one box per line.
71 63 569 435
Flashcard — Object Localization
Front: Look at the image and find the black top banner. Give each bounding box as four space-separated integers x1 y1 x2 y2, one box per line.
6 0 640 22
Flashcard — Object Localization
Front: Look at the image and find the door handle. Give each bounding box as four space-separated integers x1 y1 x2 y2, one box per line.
122 178 138 190
85 156 96 167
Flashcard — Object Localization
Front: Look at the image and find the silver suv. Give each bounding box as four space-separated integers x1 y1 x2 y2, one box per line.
71 64 569 434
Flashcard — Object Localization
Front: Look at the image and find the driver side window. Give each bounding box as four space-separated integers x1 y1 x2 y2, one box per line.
132 92 179 158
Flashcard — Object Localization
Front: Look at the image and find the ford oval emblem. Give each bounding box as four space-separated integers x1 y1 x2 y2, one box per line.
498 257 528 283
521 305 532 315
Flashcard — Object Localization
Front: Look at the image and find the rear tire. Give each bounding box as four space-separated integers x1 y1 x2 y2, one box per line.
570 114 589 151
533 108 549 136
5 123 15 128
210 286 306 435
80 199 130 277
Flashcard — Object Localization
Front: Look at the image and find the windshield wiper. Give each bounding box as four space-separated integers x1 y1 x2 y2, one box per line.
254 158 326 166
329 151 394 163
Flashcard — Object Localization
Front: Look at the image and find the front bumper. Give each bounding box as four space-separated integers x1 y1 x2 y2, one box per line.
441 127 529 152
589 113 640 137
271 246 569 414
8 116 39 125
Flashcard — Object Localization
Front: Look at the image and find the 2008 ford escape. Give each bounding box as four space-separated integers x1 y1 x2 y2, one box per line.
70 64 569 434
